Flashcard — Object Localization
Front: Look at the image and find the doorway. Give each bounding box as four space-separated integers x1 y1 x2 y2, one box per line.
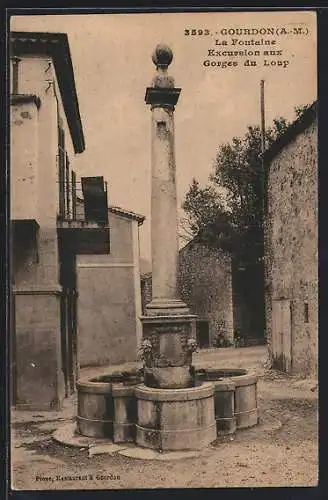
59 243 78 397
196 319 210 348
271 298 292 372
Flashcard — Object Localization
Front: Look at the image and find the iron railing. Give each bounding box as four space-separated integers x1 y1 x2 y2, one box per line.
57 166 108 224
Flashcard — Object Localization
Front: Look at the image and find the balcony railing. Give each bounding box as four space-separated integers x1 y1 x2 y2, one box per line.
57 171 108 220
57 173 110 255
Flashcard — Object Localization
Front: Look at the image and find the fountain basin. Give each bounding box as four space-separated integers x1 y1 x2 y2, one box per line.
196 368 259 430
76 370 142 440
135 382 216 451
76 367 259 447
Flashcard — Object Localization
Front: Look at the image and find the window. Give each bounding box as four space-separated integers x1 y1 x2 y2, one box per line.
71 170 77 220
11 57 21 94
304 301 309 323
65 153 70 218
58 125 66 217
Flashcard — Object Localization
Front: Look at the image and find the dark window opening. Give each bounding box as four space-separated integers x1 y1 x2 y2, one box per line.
304 302 309 323
58 125 66 218
65 153 70 218
71 170 77 220
11 221 40 285
11 57 21 94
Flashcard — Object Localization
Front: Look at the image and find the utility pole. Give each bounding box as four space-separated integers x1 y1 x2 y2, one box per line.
260 79 266 220
260 80 266 157
260 79 268 348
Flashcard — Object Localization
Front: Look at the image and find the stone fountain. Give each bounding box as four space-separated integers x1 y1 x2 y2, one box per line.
75 45 259 452
134 44 216 450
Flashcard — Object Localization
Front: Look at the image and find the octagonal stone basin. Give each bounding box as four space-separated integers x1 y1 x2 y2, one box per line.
76 367 259 443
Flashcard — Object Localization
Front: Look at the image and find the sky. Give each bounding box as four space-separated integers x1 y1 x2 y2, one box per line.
11 11 317 263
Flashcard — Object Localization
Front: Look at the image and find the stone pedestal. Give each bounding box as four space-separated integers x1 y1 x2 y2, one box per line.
141 314 197 389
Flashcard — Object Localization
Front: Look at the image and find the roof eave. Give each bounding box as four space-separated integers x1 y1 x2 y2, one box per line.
109 206 145 225
264 101 317 166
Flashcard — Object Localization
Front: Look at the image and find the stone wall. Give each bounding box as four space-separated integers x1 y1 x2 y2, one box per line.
178 242 234 345
265 116 318 377
141 242 234 346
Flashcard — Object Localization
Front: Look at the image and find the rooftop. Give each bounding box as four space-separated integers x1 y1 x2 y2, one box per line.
264 101 317 165
109 206 145 225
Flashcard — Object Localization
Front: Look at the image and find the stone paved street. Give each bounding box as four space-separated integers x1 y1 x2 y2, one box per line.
11 346 318 490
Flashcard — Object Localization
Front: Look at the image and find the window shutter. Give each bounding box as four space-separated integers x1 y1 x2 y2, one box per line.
58 126 65 217
65 153 70 218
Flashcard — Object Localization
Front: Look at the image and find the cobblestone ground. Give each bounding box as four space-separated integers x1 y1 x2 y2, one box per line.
10 346 318 490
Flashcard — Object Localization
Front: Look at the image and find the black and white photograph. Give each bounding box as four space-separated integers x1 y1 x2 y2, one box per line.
9 10 318 490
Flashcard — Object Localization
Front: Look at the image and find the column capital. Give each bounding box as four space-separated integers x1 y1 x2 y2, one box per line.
145 87 181 108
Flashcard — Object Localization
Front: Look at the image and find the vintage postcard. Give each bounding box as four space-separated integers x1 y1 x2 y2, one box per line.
9 10 318 490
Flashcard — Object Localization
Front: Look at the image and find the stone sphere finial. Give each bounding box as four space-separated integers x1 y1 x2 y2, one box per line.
152 44 173 70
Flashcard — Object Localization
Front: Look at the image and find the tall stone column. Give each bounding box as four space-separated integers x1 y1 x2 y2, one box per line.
145 44 189 317
149 105 179 306
141 45 197 389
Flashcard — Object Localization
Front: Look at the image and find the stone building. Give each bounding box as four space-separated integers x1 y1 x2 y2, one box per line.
141 239 234 347
264 102 318 377
10 31 110 410
77 205 145 366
